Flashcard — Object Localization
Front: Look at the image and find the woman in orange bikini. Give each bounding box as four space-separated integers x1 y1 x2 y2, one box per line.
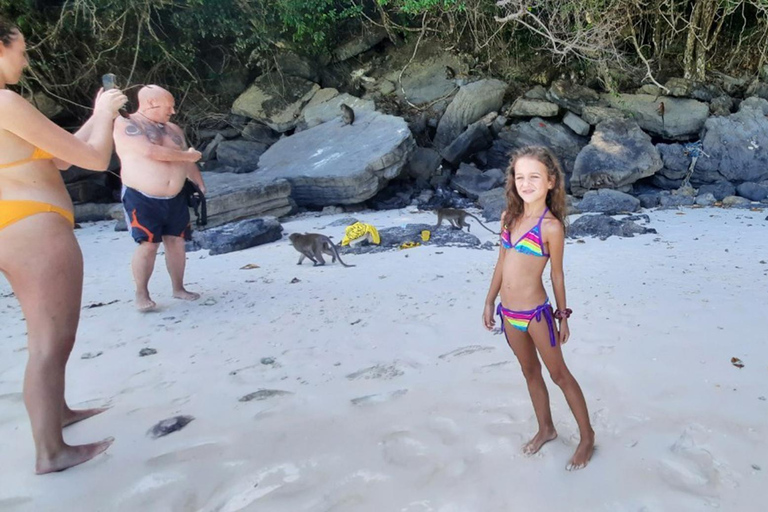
0 17 127 473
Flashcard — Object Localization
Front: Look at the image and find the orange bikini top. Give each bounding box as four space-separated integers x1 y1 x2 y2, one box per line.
0 147 54 169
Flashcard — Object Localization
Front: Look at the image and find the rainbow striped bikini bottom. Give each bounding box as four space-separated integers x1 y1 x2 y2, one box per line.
497 300 557 347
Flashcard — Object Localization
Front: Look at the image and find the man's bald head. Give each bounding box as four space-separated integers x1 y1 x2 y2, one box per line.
137 85 176 123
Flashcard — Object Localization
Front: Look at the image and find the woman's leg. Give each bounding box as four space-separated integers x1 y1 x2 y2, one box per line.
528 317 594 470
501 321 558 454
0 214 113 474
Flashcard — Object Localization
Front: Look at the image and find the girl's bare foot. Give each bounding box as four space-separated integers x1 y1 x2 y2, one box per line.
523 428 558 455
62 407 109 428
135 293 157 312
35 437 114 475
173 289 200 301
566 432 595 471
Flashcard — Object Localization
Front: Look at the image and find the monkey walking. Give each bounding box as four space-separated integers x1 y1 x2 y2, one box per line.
340 103 355 126
289 233 355 268
656 101 665 127
435 208 499 235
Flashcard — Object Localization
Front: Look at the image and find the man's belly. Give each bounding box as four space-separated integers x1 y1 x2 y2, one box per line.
120 159 187 197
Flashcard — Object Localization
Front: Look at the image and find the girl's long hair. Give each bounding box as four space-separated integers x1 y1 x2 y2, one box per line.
0 17 19 47
503 146 568 231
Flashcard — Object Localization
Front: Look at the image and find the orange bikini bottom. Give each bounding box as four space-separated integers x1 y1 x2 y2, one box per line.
0 200 75 231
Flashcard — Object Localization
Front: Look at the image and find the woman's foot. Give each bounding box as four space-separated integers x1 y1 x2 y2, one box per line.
566 431 595 471
35 438 114 474
523 428 558 455
62 407 108 428
172 289 200 301
135 292 157 312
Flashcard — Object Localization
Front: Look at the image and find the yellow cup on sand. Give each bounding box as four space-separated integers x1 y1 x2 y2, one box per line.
421 230 431 242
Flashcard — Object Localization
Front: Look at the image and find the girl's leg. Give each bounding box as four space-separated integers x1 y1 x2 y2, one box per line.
0 215 113 474
501 321 558 454
528 317 594 470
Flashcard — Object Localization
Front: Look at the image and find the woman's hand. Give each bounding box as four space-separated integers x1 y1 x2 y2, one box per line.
483 302 496 331
94 88 128 119
558 318 570 344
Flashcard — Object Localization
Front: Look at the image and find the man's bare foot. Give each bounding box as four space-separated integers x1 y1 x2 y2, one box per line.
173 289 200 301
136 293 157 312
35 437 114 475
566 432 595 471
62 407 109 428
523 428 558 455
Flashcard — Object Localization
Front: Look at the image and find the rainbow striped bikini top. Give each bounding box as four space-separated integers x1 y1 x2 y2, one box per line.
501 207 550 258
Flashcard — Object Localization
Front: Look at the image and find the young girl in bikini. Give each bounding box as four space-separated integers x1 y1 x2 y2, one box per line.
482 146 594 470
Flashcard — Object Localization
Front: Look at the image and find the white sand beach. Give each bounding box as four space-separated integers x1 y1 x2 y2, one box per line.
0 206 766 512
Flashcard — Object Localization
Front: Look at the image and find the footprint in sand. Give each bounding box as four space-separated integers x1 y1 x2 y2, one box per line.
209 462 307 511
346 363 405 381
438 345 495 360
351 389 408 407
658 424 740 501
145 440 227 468
381 431 430 468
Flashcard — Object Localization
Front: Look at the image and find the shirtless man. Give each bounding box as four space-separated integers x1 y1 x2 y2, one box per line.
114 85 205 311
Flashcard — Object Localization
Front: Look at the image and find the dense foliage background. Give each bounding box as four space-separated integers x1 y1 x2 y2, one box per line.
3 0 768 125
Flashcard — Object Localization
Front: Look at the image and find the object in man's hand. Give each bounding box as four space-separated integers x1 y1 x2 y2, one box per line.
102 73 118 91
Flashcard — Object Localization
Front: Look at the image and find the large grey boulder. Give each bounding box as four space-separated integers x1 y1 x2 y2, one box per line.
506 98 559 118
571 118 662 196
406 147 442 182
478 187 506 221
216 140 269 168
601 93 709 140
200 173 295 227
656 143 691 181
580 106 628 126
568 214 656 240
396 45 464 106
435 79 507 149
694 97 768 183
547 81 600 115
576 189 640 214
256 110 415 206
697 182 735 201
192 217 283 256
441 121 493 165
736 182 768 201
302 93 375 129
232 73 320 132
331 26 389 62
487 118 588 174
450 164 504 199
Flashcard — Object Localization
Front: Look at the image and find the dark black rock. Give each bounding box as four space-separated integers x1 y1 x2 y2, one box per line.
139 348 157 357
697 182 735 201
192 217 283 256
568 214 657 240
239 389 292 402
450 164 505 199
416 186 474 210
576 189 640 214
736 182 768 201
147 415 194 439
441 121 493 165
368 181 415 210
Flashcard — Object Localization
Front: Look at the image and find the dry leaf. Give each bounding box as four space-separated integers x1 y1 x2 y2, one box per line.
731 357 744 369
240 264 260 270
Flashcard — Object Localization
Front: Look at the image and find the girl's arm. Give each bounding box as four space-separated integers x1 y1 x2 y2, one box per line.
483 213 507 330
545 219 570 343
